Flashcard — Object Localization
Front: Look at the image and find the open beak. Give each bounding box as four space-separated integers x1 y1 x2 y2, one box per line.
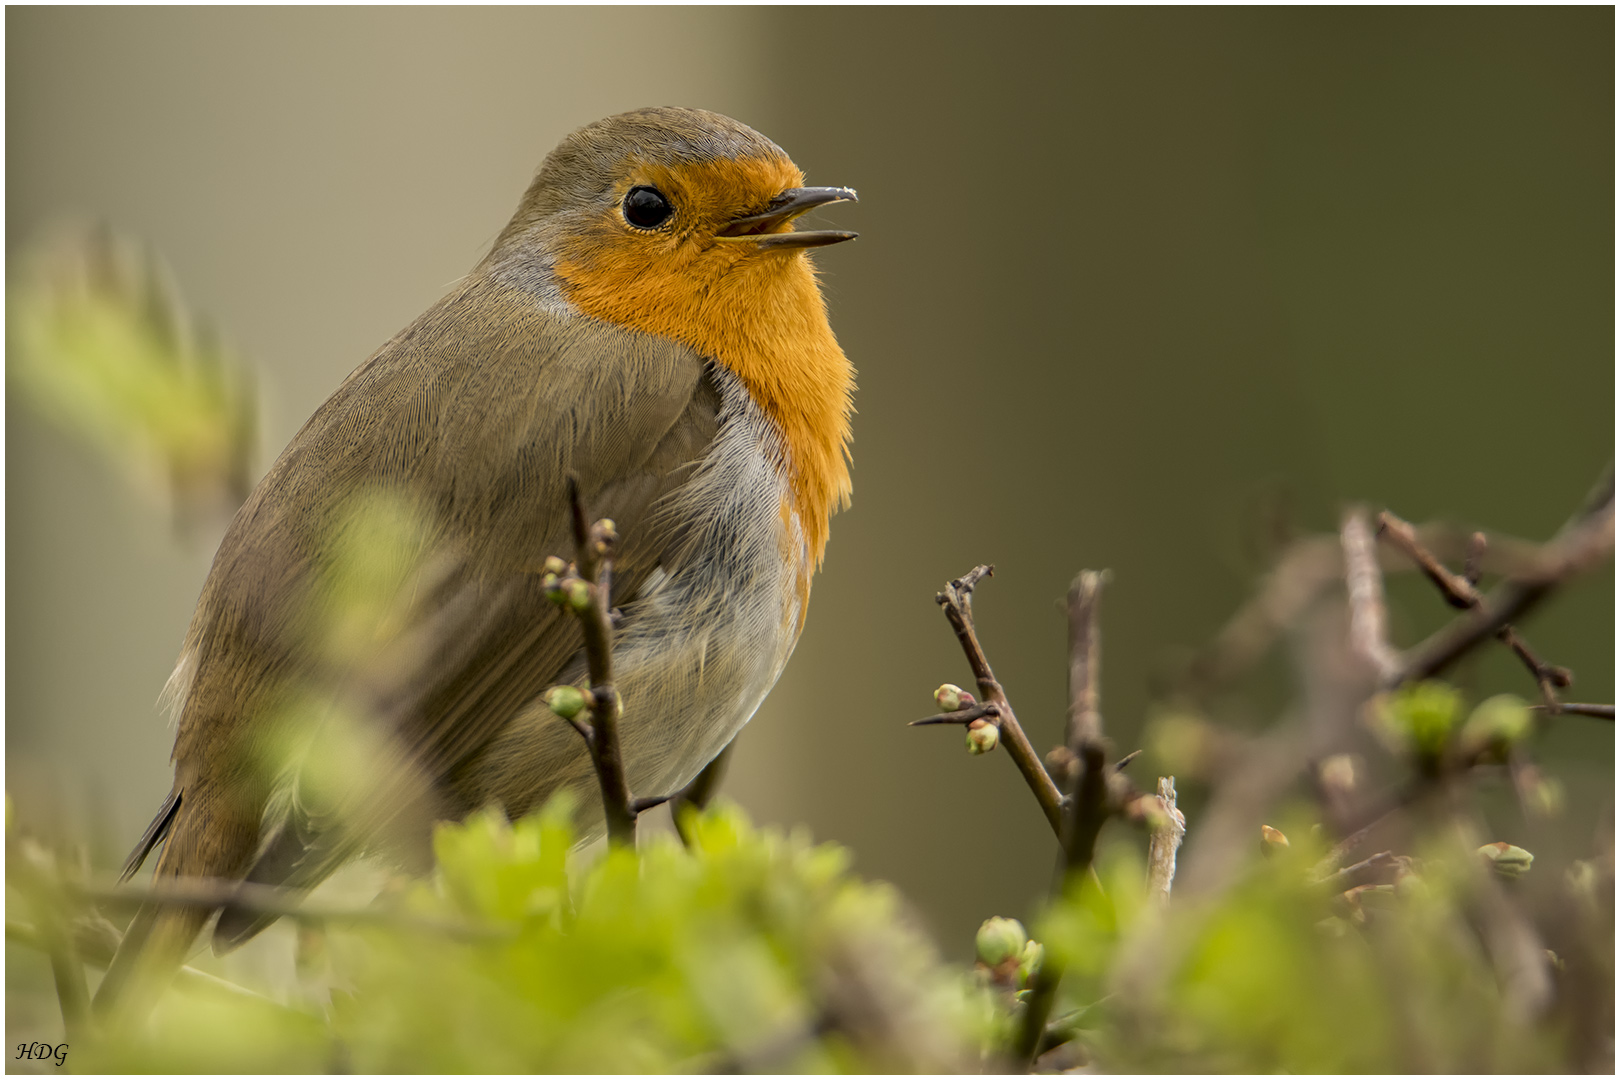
716 186 858 250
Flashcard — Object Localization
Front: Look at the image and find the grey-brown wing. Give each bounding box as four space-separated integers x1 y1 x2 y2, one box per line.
173 279 719 944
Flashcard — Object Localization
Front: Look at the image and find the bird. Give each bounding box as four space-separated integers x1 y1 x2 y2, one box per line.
95 106 857 1016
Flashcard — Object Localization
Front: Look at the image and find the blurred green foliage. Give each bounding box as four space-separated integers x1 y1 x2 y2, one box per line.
68 799 997 1072
8 229 256 522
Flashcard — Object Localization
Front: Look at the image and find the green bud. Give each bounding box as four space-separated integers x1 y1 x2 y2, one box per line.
1375 682 1463 758
1459 694 1533 757
566 579 592 612
1478 841 1534 879
1017 939 1045 984
966 720 999 755
545 685 587 720
542 555 567 576
934 683 965 712
975 916 1027 967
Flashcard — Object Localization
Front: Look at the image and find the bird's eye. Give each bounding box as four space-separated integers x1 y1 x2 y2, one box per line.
622 186 673 229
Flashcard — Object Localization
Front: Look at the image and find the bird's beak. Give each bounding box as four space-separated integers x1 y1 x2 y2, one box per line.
716 187 858 250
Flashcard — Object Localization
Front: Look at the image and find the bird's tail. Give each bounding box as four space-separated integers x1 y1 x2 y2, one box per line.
93 786 258 1026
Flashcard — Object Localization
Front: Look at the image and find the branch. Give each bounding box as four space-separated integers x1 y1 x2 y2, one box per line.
1342 508 1400 683
1060 571 1112 872
74 876 500 939
551 477 637 845
1145 777 1186 906
11 858 90 1040
1016 570 1113 1068
932 566 1065 835
7 918 288 1006
1377 511 1575 706
1388 471 1613 689
1536 702 1614 721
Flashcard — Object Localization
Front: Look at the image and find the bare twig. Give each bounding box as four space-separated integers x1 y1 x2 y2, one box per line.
1015 571 1113 1068
13 876 90 1039
1389 472 1614 688
559 476 637 846
7 919 287 1006
908 701 1000 727
1343 508 1400 683
1060 571 1113 872
933 566 1065 835
1180 536 1342 696
1145 777 1186 906
1378 510 1576 706
75 876 500 939
1537 702 1614 721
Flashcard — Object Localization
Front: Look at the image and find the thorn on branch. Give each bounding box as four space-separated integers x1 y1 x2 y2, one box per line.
908 702 999 727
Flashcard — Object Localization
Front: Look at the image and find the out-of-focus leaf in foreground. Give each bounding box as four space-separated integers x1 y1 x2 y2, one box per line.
9 227 256 525
78 799 997 1073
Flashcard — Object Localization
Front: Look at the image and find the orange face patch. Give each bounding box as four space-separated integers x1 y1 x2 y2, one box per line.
552 156 854 566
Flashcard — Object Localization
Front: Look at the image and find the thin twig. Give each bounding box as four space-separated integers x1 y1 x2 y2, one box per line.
933 566 1065 835
1389 473 1614 688
11 846 91 1039
1342 508 1401 683
1016 571 1113 1068
1145 777 1186 906
563 476 637 846
908 702 1000 727
74 877 500 939
7 919 288 1006
1537 702 1614 721
1378 510 1575 706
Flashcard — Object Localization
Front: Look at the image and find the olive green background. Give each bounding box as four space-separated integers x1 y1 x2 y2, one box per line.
8 6 1613 970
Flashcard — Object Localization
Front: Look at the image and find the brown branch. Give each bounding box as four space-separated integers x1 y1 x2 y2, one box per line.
1145 777 1186 906
7 918 289 1006
1377 511 1571 704
1537 702 1614 721
1388 472 1614 689
933 566 1065 835
11 855 90 1040
1016 570 1113 1068
73 876 499 939
561 477 636 846
1342 508 1400 683
908 701 1000 727
1180 536 1342 697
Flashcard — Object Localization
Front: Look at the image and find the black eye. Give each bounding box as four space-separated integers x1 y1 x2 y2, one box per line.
623 186 673 229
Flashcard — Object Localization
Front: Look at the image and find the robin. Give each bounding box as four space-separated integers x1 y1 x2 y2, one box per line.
96 106 857 1014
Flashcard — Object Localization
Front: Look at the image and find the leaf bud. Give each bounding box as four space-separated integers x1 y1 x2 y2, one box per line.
1260 824 1290 853
1459 694 1533 758
1478 841 1533 879
566 579 592 612
545 684 587 720
966 719 999 755
542 555 567 576
975 916 1027 967
934 683 964 712
1017 939 1045 985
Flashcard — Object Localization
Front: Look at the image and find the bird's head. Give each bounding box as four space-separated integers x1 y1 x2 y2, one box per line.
487 107 858 563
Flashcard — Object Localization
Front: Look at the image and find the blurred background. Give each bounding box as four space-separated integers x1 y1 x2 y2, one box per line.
7 3 1612 984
